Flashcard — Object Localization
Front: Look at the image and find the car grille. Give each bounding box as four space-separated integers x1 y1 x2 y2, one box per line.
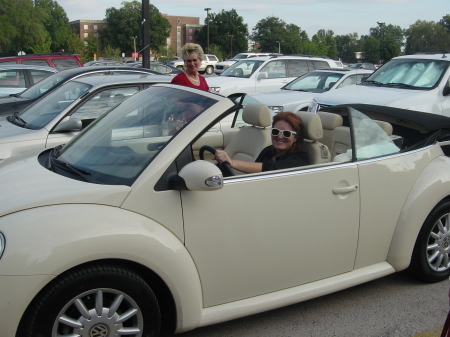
216 65 224 70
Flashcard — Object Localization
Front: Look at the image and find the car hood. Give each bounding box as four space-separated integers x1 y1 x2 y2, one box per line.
0 95 22 104
316 84 425 107
206 76 249 86
0 118 46 143
249 90 315 106
0 151 131 218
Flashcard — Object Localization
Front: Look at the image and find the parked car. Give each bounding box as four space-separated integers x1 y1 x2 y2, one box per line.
309 53 450 118
248 68 373 113
1 85 450 337
0 66 165 117
0 74 171 160
207 55 337 98
0 64 57 97
84 60 124 66
0 53 83 70
214 52 282 75
346 62 377 70
124 61 182 76
166 54 219 74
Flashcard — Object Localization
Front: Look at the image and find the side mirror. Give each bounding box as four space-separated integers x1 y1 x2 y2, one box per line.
257 72 268 80
53 118 82 132
172 160 223 191
443 86 450 96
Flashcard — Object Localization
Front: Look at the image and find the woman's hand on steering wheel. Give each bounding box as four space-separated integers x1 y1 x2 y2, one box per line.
199 145 234 176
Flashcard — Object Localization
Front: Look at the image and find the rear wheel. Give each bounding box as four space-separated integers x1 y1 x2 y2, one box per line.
176 65 184 70
25 264 161 337
409 200 450 282
205 66 214 75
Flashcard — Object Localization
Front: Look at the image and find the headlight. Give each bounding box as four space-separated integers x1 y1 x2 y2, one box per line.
308 101 318 112
0 232 5 259
269 106 284 113
210 87 221 93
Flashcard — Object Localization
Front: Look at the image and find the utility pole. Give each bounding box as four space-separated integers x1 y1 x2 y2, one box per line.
204 8 211 53
142 0 150 68
132 36 137 61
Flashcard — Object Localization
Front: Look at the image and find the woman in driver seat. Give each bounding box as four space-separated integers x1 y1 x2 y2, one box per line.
214 112 309 173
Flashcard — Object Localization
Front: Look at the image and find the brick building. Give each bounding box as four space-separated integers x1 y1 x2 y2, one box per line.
69 20 107 44
162 15 202 56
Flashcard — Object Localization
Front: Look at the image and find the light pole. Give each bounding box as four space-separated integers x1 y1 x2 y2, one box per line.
276 40 282 54
377 22 385 64
204 8 211 53
132 36 137 61
228 34 234 57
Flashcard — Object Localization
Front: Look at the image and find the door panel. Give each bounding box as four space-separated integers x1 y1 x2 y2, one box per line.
183 164 360 307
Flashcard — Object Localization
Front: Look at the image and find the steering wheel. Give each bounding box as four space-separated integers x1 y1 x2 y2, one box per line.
199 145 234 177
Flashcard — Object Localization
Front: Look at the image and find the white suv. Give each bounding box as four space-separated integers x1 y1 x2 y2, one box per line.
207 55 336 98
214 52 281 75
166 54 219 75
309 53 450 116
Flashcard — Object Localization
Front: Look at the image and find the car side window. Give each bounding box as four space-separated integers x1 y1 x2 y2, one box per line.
71 86 140 126
0 69 26 88
21 59 50 67
260 60 287 78
337 75 358 88
312 60 331 69
30 70 54 84
51 58 80 70
287 60 309 77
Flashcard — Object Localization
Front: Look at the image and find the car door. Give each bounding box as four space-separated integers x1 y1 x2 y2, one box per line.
255 60 292 92
182 161 360 307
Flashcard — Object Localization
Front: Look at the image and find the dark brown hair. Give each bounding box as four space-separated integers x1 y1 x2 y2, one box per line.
272 111 304 152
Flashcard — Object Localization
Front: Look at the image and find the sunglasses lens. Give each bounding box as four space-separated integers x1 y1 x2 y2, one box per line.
282 130 292 138
271 129 280 137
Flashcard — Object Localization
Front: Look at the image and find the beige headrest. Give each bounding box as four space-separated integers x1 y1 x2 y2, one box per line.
242 103 272 128
296 111 323 141
317 111 343 130
374 120 393 136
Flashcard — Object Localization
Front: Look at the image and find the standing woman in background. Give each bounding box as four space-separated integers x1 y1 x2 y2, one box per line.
171 43 210 92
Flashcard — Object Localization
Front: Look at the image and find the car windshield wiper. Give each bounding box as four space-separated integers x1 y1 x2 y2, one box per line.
7 112 27 127
362 80 384 86
382 82 421 89
8 93 22 98
49 145 96 183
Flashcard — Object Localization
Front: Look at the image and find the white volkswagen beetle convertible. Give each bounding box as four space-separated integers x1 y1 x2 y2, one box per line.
2 84 450 337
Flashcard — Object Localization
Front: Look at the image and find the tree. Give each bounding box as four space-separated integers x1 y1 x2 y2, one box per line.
360 35 380 64
196 9 248 59
310 29 338 59
34 0 72 52
335 33 361 63
369 24 403 63
101 1 170 56
439 14 450 32
252 16 309 54
0 0 47 55
404 20 450 54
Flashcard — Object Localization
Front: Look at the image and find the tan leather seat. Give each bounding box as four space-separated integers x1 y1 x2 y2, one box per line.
224 103 273 173
317 111 347 160
296 111 330 164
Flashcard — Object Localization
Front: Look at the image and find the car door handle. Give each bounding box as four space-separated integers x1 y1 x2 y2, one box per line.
332 185 358 194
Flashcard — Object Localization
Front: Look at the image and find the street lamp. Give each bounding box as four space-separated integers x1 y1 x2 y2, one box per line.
377 22 385 64
204 8 211 53
132 36 137 61
276 40 282 54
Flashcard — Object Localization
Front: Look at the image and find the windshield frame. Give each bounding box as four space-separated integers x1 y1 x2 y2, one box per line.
221 59 266 78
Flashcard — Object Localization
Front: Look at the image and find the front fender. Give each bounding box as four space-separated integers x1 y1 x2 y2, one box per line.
387 155 450 270
0 204 203 333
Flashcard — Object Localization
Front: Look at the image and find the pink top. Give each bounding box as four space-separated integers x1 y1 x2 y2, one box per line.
171 72 210 92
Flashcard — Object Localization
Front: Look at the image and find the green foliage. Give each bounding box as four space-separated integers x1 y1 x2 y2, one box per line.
439 14 450 32
100 1 170 55
157 45 176 62
404 20 450 54
83 34 102 62
311 29 338 58
30 31 52 53
196 9 248 59
103 45 122 61
335 33 361 63
360 36 380 63
369 24 403 63
208 44 224 60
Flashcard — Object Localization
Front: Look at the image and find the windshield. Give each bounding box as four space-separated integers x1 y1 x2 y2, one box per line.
232 54 250 61
365 58 448 89
56 86 217 185
17 81 91 129
221 60 265 78
19 71 76 99
284 71 344 93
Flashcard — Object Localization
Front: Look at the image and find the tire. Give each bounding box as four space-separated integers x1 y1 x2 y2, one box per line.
176 65 184 70
409 200 450 282
205 66 214 75
25 264 161 337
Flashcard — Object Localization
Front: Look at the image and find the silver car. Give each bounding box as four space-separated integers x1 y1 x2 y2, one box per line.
0 74 171 160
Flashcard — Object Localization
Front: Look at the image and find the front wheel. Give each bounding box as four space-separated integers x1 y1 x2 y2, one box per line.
25 264 161 337
205 66 214 75
176 65 184 70
409 200 450 282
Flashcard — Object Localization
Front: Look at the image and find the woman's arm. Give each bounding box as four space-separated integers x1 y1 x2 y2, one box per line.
214 150 262 174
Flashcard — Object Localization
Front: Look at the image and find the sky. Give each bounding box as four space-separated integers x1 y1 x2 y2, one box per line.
58 0 449 38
